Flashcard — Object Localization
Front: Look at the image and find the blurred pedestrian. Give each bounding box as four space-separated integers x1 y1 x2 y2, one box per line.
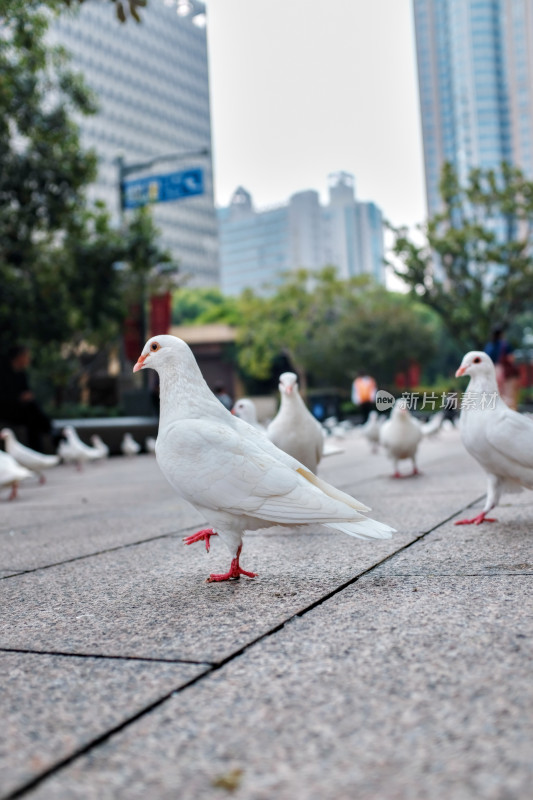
484 327 520 409
352 371 377 423
214 383 233 411
0 344 52 451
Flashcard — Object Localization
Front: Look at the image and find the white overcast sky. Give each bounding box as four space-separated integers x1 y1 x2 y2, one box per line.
206 0 427 228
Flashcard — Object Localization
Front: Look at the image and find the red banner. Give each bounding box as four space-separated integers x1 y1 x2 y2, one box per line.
150 292 172 337
123 303 142 362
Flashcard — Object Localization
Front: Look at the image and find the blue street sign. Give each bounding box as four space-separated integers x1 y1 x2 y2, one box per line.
123 167 204 209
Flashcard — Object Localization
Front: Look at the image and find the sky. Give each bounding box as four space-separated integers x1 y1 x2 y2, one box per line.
206 0 427 229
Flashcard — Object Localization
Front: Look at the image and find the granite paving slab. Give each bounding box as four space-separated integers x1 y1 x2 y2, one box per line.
370 497 533 577
25 574 533 800
0 651 206 799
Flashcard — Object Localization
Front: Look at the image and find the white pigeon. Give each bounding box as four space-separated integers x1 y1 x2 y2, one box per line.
0 428 59 484
145 436 157 454
379 400 422 477
121 432 141 457
0 450 34 500
454 350 533 525
361 410 381 453
133 336 394 582
58 425 102 470
90 434 109 458
267 372 324 473
420 410 444 437
232 398 265 430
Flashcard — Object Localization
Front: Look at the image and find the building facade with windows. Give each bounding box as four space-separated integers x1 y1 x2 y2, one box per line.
413 0 533 217
218 174 385 296
49 0 219 285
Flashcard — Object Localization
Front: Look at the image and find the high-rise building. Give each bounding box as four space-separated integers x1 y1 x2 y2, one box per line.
413 0 533 217
218 174 385 296
49 0 219 285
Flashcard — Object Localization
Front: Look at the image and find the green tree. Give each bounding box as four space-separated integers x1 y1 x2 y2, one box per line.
172 287 242 326
61 0 147 23
390 162 533 350
236 268 438 392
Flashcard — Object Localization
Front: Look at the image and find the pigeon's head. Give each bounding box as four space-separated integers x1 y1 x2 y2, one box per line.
392 399 409 418
0 428 13 442
455 351 495 379
232 398 257 423
133 335 190 375
279 372 299 396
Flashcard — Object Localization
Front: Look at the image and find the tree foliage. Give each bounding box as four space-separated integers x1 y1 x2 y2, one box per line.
390 162 533 350
61 0 147 23
172 287 242 327
235 268 438 390
0 1 174 392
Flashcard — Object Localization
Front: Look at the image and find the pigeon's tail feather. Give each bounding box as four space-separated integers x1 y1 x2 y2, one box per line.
297 468 370 512
325 518 395 541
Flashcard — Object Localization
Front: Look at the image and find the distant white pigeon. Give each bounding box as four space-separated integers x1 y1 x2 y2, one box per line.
420 410 444 437
133 336 394 583
454 350 533 524
232 398 265 430
145 436 157 454
361 410 382 453
0 428 59 484
379 400 422 477
121 432 141 457
90 434 109 458
58 426 101 470
0 450 33 500
267 372 324 473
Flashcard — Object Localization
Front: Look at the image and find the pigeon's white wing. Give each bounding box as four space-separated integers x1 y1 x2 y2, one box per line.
485 407 533 481
158 419 369 524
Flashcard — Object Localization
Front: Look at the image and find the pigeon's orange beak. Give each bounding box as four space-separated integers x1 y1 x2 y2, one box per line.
133 353 148 373
455 365 467 377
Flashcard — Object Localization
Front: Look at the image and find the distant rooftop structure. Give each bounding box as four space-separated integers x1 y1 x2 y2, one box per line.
218 173 385 295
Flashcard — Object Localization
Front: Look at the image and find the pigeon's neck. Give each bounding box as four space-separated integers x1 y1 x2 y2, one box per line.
157 358 227 426
280 391 307 416
465 372 499 396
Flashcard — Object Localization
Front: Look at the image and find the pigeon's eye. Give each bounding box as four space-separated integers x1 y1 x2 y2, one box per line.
473 357 481 363
150 342 160 352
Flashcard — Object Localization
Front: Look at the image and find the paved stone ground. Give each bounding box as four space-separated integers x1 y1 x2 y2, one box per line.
1 426 532 799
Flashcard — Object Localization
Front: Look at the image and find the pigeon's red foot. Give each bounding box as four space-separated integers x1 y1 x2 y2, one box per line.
183 528 217 553
455 512 497 526
207 545 257 583
392 469 420 479
39 474 46 485
8 483 18 501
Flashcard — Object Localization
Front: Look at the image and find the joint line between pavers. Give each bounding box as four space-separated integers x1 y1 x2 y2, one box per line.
0 646 214 667
2 493 485 800
0 524 201 582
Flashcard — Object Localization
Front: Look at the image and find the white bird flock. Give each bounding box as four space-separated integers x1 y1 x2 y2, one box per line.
1 428 59 483
58 425 102 470
133 336 394 582
454 350 533 524
267 372 324 473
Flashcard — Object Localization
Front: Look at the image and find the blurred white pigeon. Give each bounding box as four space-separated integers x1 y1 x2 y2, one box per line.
0 450 34 500
121 432 141 457
58 425 101 470
0 428 59 484
379 400 422 477
267 372 324 473
361 410 382 453
145 436 157 454
420 410 444 438
232 398 265 430
454 350 533 525
133 336 394 582
90 434 109 458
